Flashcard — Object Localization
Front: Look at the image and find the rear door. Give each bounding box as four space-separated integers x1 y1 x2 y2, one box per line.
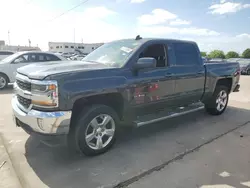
129 41 176 117
172 42 205 106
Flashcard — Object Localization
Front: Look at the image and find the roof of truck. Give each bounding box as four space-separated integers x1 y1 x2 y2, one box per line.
114 38 197 45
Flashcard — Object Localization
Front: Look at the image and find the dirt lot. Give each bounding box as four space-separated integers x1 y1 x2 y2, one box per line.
0 76 249 188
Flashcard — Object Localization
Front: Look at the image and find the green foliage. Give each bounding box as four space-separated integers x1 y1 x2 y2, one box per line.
200 51 207 57
226 51 240 59
242 48 250 58
208 50 225 59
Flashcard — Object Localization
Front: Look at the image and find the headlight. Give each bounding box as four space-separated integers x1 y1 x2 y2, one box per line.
30 80 58 108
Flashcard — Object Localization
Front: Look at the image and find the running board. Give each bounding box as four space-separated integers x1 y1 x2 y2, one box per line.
134 104 204 127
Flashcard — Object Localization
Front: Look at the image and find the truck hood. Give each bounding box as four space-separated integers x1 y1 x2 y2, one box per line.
17 60 110 80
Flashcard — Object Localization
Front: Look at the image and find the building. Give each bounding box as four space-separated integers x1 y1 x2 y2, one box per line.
48 42 104 55
0 40 41 52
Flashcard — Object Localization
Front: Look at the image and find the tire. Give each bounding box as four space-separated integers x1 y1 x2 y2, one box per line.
67 104 119 156
0 73 8 90
205 85 229 115
247 69 250 75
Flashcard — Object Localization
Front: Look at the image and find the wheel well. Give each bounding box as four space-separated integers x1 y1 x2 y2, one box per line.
70 93 124 127
0 72 10 83
216 78 232 92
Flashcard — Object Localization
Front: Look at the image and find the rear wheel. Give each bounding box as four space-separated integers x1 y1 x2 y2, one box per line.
205 85 229 115
0 73 8 90
67 104 119 156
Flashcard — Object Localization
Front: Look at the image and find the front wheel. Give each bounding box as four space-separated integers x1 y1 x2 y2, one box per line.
67 105 119 156
205 85 229 115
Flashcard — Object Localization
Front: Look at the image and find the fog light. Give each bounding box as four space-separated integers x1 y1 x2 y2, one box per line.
37 118 44 131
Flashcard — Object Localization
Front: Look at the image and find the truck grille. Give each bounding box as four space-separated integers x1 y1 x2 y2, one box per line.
17 95 31 109
16 79 31 91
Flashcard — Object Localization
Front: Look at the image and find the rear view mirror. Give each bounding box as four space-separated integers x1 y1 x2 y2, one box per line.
134 57 156 70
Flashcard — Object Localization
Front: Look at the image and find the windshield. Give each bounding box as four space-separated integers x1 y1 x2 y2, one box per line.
238 60 250 66
0 52 22 63
82 40 142 68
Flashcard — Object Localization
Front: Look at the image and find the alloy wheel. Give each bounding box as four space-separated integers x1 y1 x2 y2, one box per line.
216 90 228 112
0 76 7 89
85 114 115 150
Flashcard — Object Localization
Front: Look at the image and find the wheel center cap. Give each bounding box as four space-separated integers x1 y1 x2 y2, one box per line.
96 128 102 133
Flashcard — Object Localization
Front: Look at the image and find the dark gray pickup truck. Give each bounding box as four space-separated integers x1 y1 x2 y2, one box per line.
12 37 240 156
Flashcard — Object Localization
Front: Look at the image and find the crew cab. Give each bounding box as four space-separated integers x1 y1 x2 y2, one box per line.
0 51 66 89
12 37 240 156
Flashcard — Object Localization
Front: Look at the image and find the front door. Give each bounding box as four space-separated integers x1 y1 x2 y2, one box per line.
128 43 176 117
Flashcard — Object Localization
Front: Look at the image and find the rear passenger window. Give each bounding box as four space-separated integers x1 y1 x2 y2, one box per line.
173 43 199 66
46 54 61 61
38 55 46 61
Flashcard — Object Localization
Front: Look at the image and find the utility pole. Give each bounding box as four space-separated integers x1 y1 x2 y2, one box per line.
73 28 75 46
28 39 31 47
8 30 10 45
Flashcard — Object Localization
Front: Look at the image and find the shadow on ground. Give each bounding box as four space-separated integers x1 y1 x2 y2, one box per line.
24 106 250 188
0 85 13 95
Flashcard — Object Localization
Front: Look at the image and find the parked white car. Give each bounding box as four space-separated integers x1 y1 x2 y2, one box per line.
0 51 66 89
70 54 87 61
0 51 14 61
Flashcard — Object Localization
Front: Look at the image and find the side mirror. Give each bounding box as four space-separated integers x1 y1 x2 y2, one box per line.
133 57 156 70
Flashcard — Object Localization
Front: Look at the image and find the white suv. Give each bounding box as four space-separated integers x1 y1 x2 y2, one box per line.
0 51 66 89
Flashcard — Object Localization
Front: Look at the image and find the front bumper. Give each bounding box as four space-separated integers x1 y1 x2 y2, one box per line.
12 96 72 135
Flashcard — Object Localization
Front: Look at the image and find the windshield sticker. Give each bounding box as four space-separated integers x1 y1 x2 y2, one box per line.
120 46 133 53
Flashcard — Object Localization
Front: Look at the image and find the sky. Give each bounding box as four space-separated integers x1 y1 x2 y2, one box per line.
0 0 250 53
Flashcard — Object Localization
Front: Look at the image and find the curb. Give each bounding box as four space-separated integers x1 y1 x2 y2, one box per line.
0 134 23 188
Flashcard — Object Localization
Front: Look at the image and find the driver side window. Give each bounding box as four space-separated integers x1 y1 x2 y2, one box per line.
13 54 29 63
139 44 167 67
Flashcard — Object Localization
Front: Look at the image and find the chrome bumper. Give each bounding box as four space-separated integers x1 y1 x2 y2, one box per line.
12 96 71 135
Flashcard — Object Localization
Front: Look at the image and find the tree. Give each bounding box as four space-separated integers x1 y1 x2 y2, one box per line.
242 48 250 58
208 50 225 59
200 52 207 57
226 51 240 59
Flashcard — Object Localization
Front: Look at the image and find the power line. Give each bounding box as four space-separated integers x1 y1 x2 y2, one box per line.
49 0 90 22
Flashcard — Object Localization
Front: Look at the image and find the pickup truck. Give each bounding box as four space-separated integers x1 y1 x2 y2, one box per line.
12 37 240 156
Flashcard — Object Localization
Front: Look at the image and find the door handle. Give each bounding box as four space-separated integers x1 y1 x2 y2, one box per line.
165 73 173 77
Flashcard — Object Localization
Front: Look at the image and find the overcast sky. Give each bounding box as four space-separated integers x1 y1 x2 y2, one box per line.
0 0 250 52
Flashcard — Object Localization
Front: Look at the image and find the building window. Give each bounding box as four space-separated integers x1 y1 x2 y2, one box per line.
60 46 62 48
92 47 94 50
65 45 69 48
82 46 85 49
71 46 74 48
56 46 59 49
